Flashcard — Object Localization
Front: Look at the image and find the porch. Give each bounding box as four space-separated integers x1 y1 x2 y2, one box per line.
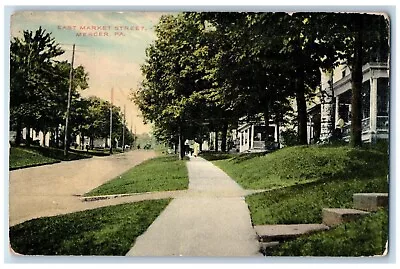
237 122 278 153
333 63 389 143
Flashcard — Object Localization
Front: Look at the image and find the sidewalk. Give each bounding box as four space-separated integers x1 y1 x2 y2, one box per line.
126 156 261 256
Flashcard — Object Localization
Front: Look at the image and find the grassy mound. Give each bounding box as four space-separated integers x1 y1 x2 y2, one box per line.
9 200 170 255
85 155 189 196
264 209 388 256
211 145 388 190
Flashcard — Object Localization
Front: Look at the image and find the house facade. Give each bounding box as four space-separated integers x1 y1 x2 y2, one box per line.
236 119 278 153
233 62 389 150
316 62 389 143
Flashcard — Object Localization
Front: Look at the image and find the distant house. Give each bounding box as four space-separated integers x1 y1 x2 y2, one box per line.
235 118 278 153
9 128 51 147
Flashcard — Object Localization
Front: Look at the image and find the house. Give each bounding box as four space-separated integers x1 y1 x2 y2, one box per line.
235 62 389 149
315 62 389 143
236 118 279 153
9 128 51 147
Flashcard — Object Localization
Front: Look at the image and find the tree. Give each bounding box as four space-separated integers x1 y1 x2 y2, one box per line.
10 27 90 148
308 13 389 146
134 13 225 158
202 12 308 145
10 27 64 145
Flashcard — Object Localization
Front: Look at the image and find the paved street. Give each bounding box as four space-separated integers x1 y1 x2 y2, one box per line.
9 150 157 226
126 156 262 256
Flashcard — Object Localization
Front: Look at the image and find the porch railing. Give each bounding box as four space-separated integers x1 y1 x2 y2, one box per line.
377 116 389 130
341 116 388 140
253 140 265 149
362 118 370 133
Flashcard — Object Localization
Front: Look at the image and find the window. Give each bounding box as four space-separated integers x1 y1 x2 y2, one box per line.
377 78 389 116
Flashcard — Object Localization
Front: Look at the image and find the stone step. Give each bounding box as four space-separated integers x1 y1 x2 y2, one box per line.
254 224 329 242
322 208 370 227
259 241 281 255
353 193 388 211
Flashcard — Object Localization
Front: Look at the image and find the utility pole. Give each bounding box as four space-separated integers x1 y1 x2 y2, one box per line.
64 44 75 157
110 88 113 154
122 105 126 152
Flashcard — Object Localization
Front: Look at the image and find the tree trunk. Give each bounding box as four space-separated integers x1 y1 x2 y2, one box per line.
275 118 280 149
296 89 308 145
264 101 270 144
56 128 60 148
221 122 228 152
350 15 363 148
15 121 22 146
81 134 85 150
295 66 308 145
214 130 219 152
178 133 185 160
26 126 31 146
42 130 47 147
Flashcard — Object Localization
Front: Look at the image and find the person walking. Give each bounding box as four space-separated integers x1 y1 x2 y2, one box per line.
193 142 199 157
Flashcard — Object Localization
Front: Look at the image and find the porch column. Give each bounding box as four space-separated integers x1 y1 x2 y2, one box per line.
370 77 378 142
246 129 249 150
239 131 243 152
251 125 254 149
335 95 340 125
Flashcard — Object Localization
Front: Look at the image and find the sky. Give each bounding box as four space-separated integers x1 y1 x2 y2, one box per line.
10 11 168 135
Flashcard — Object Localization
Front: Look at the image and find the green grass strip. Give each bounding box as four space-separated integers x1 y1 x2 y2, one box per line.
264 209 388 256
9 199 170 255
247 176 388 225
85 155 189 196
9 147 59 170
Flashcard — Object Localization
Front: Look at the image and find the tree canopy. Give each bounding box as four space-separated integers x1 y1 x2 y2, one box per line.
132 12 390 151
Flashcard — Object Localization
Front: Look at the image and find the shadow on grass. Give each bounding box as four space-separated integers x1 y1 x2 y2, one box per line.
69 148 110 157
200 150 276 163
199 151 234 161
30 145 92 161
229 152 270 164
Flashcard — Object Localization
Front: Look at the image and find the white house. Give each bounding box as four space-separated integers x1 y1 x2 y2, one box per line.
236 118 278 153
317 62 389 143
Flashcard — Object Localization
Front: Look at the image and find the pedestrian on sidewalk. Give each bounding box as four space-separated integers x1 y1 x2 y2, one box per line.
193 142 199 157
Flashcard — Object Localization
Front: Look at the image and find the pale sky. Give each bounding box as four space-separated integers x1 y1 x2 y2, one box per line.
10 11 168 134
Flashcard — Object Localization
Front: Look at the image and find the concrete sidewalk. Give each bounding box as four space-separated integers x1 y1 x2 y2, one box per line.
126 156 261 257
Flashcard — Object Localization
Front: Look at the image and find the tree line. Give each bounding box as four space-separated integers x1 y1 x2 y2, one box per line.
10 27 134 150
133 12 389 159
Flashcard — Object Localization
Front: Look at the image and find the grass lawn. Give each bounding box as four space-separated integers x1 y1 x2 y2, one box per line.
204 145 389 256
85 155 189 196
247 176 388 225
208 145 388 190
9 147 60 170
9 145 92 170
202 145 388 226
264 209 388 256
9 199 170 255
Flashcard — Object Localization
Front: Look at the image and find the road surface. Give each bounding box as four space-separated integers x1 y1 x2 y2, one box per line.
9 150 157 226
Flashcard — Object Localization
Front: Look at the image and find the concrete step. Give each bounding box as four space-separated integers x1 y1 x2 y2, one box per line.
353 193 388 211
259 241 281 255
322 208 370 227
254 224 329 242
